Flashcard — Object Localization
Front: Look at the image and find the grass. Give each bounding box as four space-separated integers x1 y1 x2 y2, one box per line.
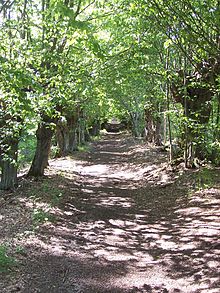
15 246 27 256
32 208 56 225
91 135 101 142
195 167 217 190
0 245 16 273
36 181 64 205
27 179 64 205
77 144 91 152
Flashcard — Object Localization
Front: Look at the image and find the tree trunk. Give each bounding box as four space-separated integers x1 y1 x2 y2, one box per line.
69 128 78 152
154 118 162 146
163 112 167 145
0 139 18 190
144 108 162 145
55 116 79 156
144 109 154 143
215 93 220 139
130 112 143 138
28 123 54 177
78 119 86 145
56 122 70 157
167 105 173 162
89 120 100 137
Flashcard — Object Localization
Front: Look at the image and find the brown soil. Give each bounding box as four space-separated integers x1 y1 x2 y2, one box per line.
0 133 220 293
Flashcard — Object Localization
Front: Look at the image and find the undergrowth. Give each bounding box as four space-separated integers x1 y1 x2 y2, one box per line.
195 167 219 190
32 208 55 225
0 245 16 273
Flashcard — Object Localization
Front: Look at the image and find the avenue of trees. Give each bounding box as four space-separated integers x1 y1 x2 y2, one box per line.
0 0 220 190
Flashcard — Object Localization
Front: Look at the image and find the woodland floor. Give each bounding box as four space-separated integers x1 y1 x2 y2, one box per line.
0 132 220 293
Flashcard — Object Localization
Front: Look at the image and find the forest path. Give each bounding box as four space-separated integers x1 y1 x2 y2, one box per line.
1 133 220 293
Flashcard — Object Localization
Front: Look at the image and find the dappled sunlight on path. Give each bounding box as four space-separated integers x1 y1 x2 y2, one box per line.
49 134 174 186
1 133 220 293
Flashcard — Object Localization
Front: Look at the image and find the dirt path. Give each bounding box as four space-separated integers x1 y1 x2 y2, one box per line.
1 133 220 293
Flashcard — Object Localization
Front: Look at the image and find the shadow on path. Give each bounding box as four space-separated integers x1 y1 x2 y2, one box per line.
1 133 220 293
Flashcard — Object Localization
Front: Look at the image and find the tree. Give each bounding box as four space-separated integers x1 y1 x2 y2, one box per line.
1 0 220 191
138 0 220 165
28 0 103 176
0 1 38 189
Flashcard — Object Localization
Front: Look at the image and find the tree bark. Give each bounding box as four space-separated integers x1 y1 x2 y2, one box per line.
56 121 70 157
130 112 143 138
144 109 154 143
78 118 86 145
28 123 54 177
55 116 79 157
154 118 162 146
89 120 100 137
0 139 18 190
144 107 162 145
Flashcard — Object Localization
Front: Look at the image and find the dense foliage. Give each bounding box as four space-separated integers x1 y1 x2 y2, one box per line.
0 0 219 189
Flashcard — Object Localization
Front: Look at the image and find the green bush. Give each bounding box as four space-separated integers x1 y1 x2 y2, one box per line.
18 134 36 169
